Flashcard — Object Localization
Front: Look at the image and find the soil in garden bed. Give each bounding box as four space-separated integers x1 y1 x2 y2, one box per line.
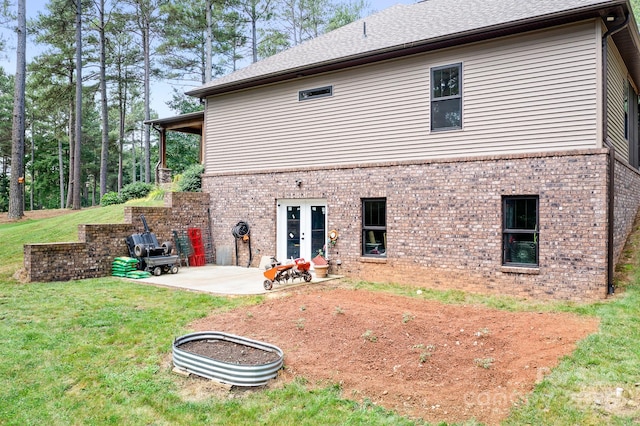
178 339 280 365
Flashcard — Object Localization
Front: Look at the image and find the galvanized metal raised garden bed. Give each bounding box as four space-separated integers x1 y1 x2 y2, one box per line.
172 331 284 387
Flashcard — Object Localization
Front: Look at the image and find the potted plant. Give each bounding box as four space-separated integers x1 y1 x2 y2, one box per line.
312 248 329 279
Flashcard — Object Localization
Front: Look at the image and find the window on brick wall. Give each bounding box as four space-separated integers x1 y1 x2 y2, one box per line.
502 196 538 267
362 198 386 257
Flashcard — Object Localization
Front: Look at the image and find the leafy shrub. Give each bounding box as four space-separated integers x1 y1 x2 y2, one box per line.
176 164 204 192
0 175 8 212
120 182 154 202
146 187 166 201
100 191 123 206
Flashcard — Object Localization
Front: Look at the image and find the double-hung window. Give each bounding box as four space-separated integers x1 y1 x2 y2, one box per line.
430 63 462 131
362 198 386 257
502 196 539 266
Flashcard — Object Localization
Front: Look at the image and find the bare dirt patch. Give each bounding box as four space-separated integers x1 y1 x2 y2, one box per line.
190 285 599 425
0 208 77 224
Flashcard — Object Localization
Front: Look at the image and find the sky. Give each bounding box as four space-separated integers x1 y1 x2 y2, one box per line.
1 0 415 118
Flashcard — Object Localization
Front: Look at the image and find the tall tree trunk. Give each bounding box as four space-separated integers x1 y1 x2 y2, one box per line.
66 114 74 208
8 0 26 219
251 2 258 63
30 121 34 210
205 0 212 83
72 0 82 210
139 127 144 181
290 3 298 45
143 24 151 183
131 133 136 183
117 59 127 192
98 0 109 198
58 138 65 208
66 70 74 208
118 92 125 191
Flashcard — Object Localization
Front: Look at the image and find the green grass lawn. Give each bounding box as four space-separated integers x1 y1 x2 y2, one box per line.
1 205 640 425
0 205 125 276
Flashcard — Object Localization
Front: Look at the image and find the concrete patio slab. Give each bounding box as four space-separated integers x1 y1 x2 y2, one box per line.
132 264 338 295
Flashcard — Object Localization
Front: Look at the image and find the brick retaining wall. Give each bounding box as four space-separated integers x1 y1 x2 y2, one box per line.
24 192 210 282
203 149 625 301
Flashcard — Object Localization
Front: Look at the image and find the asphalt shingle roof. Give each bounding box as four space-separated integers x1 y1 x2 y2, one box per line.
187 0 628 96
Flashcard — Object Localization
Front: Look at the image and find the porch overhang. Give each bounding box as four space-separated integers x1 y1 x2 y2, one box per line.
145 110 205 170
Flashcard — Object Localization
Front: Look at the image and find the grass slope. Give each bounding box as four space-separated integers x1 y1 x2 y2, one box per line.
1 205 640 424
0 205 125 276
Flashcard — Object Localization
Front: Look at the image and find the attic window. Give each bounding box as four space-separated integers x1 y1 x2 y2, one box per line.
299 86 332 101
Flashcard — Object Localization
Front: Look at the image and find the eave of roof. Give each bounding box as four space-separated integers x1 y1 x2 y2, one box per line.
610 12 640 88
187 0 640 99
144 110 204 135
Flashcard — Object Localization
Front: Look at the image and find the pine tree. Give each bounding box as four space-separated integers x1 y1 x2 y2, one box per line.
8 0 26 219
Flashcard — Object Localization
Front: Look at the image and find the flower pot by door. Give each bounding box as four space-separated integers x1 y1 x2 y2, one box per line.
314 264 329 278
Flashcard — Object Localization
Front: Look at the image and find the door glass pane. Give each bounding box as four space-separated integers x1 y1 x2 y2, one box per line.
287 206 300 259
311 205 326 257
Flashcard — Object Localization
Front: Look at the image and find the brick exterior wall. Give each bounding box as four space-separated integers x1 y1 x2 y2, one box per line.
23 152 640 300
203 149 621 301
24 192 210 282
613 157 640 263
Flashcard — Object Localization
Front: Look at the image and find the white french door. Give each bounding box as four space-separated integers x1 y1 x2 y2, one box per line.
277 199 327 263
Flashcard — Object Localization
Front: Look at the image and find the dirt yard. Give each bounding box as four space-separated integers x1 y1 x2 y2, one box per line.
190 285 599 425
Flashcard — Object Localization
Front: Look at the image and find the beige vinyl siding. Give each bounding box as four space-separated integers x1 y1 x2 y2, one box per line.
606 40 629 158
205 21 599 173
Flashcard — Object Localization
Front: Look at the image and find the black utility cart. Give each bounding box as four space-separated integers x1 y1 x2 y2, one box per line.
126 215 179 276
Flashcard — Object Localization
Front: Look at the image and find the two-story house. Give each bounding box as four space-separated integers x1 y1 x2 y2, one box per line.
186 0 640 300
